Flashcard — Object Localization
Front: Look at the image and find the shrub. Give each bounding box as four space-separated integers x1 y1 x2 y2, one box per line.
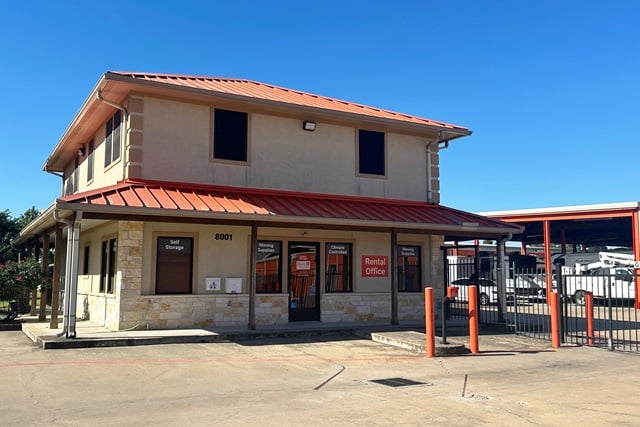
0 259 47 313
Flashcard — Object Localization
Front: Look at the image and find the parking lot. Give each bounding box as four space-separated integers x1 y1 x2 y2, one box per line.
2 329 640 426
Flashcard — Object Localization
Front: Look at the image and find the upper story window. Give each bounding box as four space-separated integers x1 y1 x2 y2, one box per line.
358 129 385 176
213 108 248 162
86 139 94 183
104 110 122 168
72 156 79 194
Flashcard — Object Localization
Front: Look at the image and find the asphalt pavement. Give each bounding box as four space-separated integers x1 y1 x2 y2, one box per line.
3 318 640 426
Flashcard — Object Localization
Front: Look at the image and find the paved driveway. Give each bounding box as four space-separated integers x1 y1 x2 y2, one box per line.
1 330 639 426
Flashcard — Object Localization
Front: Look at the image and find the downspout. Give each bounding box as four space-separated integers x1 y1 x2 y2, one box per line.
53 210 82 338
46 170 65 199
97 89 129 116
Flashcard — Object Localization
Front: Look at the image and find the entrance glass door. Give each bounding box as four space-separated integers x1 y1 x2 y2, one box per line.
288 242 320 322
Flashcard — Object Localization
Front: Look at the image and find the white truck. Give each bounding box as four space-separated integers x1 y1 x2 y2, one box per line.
563 252 638 304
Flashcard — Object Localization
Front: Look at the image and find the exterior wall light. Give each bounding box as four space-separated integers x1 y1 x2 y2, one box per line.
303 121 316 131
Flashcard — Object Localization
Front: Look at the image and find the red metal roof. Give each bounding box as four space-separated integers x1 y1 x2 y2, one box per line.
58 179 520 234
109 71 469 132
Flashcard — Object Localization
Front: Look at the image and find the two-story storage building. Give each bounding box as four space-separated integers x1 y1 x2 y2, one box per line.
16 72 521 336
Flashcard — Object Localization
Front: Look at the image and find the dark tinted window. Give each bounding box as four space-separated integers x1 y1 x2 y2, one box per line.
358 129 385 175
397 245 421 292
156 237 193 294
214 108 248 162
256 241 282 293
325 243 352 292
87 140 94 182
100 238 116 293
104 111 121 168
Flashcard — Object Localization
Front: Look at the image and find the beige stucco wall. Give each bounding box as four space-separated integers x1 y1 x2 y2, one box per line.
59 92 442 207
64 111 126 196
133 96 434 201
75 221 120 327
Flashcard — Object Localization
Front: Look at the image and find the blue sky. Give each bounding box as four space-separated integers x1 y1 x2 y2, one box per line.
1 1 638 218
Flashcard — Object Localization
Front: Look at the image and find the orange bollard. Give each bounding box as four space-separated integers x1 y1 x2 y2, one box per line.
586 292 594 346
468 285 479 354
424 288 436 358
550 292 560 348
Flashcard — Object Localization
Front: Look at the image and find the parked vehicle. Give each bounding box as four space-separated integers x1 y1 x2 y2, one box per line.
450 277 498 305
565 267 635 304
564 252 637 304
506 275 546 301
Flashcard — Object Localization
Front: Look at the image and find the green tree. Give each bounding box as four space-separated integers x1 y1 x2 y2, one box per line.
0 206 41 263
16 206 39 230
0 210 19 263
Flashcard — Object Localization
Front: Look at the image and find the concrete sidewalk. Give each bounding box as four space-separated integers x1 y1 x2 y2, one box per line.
18 316 553 353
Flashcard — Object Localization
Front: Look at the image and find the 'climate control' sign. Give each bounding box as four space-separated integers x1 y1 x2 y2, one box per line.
361 255 388 277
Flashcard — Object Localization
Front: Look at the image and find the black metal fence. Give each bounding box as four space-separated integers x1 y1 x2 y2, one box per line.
559 269 640 353
506 268 551 341
444 254 502 325
443 252 640 353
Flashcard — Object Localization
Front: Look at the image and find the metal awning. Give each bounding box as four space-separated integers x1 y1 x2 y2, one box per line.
15 179 522 243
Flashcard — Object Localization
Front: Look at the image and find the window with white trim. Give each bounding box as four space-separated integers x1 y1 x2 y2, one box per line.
104 110 122 168
86 139 94 182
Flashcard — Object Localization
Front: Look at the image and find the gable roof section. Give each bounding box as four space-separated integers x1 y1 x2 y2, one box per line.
56 179 521 237
108 71 469 131
44 71 472 172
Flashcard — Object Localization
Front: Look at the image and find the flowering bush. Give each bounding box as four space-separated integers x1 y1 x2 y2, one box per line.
0 259 47 313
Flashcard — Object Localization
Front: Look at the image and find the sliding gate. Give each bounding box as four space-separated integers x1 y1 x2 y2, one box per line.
507 268 640 352
442 245 502 325
444 248 640 353
559 269 640 353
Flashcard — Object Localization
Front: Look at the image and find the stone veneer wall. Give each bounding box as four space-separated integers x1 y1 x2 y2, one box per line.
75 293 117 327
321 293 391 322
122 295 249 329
255 294 289 325
321 293 426 323
113 221 144 330
398 293 425 321
118 294 289 330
